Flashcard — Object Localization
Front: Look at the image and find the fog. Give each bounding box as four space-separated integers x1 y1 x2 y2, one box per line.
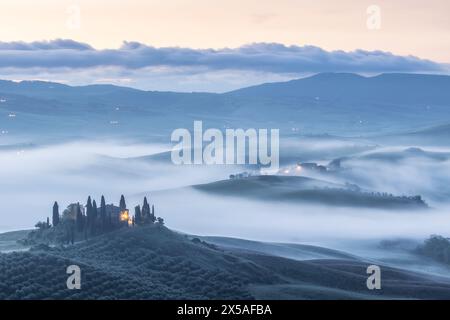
337 148 450 204
0 140 237 231
279 136 377 162
280 140 450 204
152 189 450 243
1 139 449 250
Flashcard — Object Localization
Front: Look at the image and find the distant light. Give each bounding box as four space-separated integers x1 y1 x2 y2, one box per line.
8 113 16 118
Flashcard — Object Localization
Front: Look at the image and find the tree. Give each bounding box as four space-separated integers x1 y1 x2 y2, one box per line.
70 223 75 245
142 197 150 220
76 203 84 232
35 221 48 230
143 196 149 209
119 195 126 211
100 195 107 230
134 205 142 225
92 200 98 234
151 205 156 223
86 196 93 228
46 217 50 228
52 201 60 227
156 217 164 225
92 200 98 220
66 220 75 245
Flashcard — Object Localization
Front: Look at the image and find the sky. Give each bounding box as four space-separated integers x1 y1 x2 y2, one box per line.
0 0 449 92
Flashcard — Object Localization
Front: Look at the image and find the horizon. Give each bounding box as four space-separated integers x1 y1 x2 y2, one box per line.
2 70 449 94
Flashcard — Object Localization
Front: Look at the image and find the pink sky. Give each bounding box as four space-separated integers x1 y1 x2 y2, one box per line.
1 0 449 62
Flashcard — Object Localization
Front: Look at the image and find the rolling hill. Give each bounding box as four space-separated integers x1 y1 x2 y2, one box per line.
191 175 427 209
2 225 450 299
1 73 449 141
379 123 450 146
334 147 450 164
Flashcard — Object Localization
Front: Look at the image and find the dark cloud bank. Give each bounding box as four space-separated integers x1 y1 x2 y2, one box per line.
0 39 447 74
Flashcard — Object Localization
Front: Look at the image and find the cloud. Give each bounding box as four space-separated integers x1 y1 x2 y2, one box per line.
0 39 93 51
0 39 448 92
0 39 446 73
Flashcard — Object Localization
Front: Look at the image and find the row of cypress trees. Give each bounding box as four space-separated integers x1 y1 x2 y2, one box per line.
134 196 156 225
51 195 159 234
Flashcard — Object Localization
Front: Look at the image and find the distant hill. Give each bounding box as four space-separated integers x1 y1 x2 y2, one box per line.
2 225 450 299
192 175 427 209
376 123 450 146
410 124 450 137
1 73 449 140
337 147 450 164
228 73 450 106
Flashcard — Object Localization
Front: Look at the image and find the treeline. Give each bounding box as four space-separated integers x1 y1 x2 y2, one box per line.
416 235 450 264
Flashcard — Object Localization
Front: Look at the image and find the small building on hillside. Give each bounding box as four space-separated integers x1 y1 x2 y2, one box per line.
62 203 131 226
297 162 327 173
104 204 131 227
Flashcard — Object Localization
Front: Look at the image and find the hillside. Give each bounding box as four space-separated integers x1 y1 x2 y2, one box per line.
0 230 32 252
228 73 450 105
2 225 450 299
192 175 427 209
1 73 450 140
332 147 450 164
376 123 450 146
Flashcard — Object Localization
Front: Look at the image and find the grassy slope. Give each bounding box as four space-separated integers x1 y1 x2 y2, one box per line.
0 230 32 252
199 236 357 261
2 225 450 299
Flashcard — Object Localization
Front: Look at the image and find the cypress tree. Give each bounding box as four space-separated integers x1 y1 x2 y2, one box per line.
142 197 150 221
100 195 106 230
52 201 60 227
46 217 50 228
134 205 141 225
92 200 98 219
150 205 156 222
76 203 84 232
143 197 149 210
119 195 126 211
86 196 93 227
92 200 98 234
